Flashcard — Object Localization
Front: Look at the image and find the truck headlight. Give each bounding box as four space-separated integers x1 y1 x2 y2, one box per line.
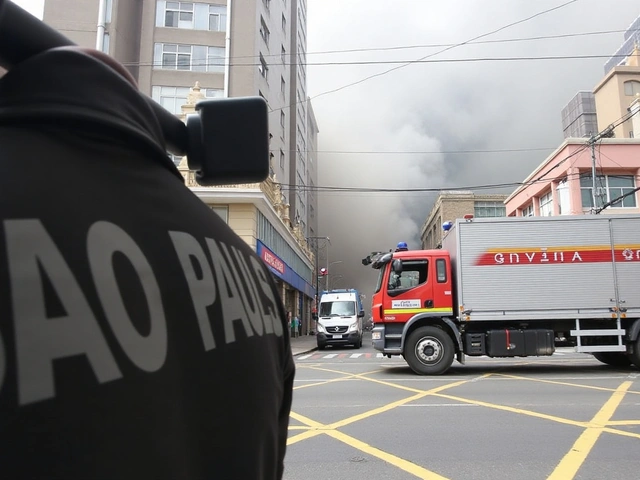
349 321 358 332
372 332 381 340
317 323 325 333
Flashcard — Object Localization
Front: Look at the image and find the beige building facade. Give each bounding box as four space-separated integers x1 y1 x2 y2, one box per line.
420 191 508 250
593 46 640 139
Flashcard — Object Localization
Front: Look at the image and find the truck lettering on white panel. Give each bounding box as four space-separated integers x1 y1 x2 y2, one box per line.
391 299 421 309
478 245 640 266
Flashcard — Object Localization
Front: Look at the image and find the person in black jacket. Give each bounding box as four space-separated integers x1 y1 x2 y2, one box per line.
0 45 294 480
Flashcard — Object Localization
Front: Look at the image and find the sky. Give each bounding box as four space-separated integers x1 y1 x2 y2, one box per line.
305 0 640 301
9 0 640 306
12 0 43 18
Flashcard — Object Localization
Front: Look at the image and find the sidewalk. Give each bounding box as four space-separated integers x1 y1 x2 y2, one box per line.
289 333 318 356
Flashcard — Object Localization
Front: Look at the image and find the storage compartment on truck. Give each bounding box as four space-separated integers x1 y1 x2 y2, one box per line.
464 333 486 355
487 329 525 357
487 329 555 357
523 329 555 356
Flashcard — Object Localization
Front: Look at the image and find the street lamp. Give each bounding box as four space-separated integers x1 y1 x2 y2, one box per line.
306 235 330 333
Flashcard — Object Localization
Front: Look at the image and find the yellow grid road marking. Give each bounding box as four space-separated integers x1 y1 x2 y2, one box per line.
293 367 383 390
548 381 632 480
327 430 450 480
288 364 639 479
495 373 640 395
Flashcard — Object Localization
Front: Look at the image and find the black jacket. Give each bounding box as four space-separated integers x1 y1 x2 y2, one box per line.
0 48 294 480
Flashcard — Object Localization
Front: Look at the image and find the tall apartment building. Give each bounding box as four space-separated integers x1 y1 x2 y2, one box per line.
43 0 319 330
560 91 598 139
604 14 640 75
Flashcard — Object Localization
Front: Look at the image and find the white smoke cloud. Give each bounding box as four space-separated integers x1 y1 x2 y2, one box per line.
307 0 638 302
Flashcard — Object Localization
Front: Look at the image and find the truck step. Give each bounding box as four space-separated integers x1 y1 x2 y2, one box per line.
569 329 625 336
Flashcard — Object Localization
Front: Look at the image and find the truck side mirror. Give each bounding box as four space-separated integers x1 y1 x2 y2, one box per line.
312 312 318 320
392 259 403 274
357 310 365 318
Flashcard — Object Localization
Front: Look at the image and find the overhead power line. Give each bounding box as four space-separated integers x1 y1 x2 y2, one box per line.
289 0 582 111
278 109 640 196
270 147 557 155
301 29 626 57
126 52 635 69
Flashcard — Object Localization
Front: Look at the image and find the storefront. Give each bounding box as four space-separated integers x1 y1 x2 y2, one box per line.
256 240 315 335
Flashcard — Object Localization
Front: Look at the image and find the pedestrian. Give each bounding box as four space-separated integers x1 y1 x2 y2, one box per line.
293 315 300 338
0 18 294 480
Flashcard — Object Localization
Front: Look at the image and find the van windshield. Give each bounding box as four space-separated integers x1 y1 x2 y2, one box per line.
319 301 356 316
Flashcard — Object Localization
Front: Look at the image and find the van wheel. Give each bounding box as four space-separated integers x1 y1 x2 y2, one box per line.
317 343 326 351
404 326 454 375
593 352 632 367
354 337 362 349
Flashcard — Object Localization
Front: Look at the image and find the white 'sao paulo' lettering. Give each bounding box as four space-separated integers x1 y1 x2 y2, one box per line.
1 219 285 406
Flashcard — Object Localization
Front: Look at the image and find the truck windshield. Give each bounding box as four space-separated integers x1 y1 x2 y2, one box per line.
319 301 356 316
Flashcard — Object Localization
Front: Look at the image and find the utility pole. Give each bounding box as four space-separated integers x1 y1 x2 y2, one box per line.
589 133 598 214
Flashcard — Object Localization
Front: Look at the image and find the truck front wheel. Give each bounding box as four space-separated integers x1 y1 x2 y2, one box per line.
404 326 454 375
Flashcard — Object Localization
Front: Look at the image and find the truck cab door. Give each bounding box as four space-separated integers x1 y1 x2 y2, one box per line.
384 259 433 322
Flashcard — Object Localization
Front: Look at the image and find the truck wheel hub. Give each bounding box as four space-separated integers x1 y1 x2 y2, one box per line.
416 337 441 363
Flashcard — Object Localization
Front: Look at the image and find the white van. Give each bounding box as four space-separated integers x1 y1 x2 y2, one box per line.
315 289 365 349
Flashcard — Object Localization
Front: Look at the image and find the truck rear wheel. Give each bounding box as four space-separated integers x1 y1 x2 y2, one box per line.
627 337 640 368
404 326 454 375
593 352 631 367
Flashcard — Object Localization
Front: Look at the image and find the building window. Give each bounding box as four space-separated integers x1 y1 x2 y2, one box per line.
539 191 553 216
580 174 637 209
280 149 285 168
624 80 640 96
259 17 270 45
205 88 224 98
158 43 192 70
474 201 506 218
281 45 286 63
152 86 191 114
259 53 268 80
282 14 286 32
102 33 110 54
280 76 286 95
164 1 194 29
207 46 225 73
522 204 534 217
157 2 227 32
210 205 229 223
208 4 227 31
263 0 270 12
280 111 285 128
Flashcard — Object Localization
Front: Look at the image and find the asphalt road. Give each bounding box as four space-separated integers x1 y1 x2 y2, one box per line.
284 333 640 480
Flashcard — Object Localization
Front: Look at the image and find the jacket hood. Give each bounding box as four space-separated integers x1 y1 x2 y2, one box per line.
0 47 182 178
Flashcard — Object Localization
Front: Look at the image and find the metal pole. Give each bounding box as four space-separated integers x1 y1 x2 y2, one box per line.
325 242 329 291
590 134 598 214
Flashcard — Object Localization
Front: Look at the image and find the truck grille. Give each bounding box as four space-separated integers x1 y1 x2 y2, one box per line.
325 326 348 334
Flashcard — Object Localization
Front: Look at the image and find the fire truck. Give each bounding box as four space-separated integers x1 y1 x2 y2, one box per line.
362 215 640 375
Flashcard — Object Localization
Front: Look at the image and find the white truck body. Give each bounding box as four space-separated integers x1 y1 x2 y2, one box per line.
442 215 640 353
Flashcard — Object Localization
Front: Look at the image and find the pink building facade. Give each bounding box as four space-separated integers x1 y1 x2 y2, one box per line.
505 138 640 217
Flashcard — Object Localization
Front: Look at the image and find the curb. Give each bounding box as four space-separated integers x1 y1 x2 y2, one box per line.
292 347 318 357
